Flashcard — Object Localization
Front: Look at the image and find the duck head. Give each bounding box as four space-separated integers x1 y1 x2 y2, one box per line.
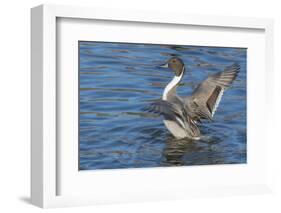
159 57 185 76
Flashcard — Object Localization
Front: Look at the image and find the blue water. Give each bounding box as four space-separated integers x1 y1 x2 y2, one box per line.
79 41 247 170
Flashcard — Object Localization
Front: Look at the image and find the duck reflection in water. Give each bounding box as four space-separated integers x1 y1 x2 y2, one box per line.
161 133 224 166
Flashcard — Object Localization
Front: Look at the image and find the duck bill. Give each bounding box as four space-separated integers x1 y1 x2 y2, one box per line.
159 62 169 68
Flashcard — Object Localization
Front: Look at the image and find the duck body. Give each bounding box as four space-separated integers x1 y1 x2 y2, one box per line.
146 57 240 140
162 96 200 139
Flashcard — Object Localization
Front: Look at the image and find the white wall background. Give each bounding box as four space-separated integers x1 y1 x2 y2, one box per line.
0 0 280 212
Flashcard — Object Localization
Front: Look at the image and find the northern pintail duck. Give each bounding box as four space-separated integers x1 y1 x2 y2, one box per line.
146 57 240 140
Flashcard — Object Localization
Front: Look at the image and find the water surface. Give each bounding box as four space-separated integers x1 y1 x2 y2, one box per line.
79 41 247 170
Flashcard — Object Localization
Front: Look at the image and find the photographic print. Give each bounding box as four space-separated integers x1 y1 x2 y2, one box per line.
79 41 246 170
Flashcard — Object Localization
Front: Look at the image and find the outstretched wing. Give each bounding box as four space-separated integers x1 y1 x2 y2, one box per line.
187 63 240 121
144 100 200 137
143 100 186 128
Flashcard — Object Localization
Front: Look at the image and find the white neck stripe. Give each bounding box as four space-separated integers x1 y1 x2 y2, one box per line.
162 67 184 100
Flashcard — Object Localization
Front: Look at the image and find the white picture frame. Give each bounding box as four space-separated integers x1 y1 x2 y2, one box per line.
31 4 274 208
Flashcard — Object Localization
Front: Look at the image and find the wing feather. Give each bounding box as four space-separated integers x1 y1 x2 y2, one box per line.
143 100 186 128
187 63 240 120
144 100 201 137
